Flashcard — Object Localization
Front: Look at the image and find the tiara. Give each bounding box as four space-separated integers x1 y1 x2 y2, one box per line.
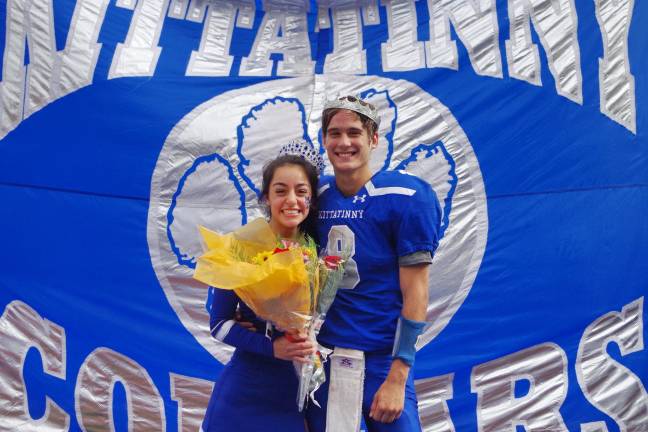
278 139 326 173
323 94 381 127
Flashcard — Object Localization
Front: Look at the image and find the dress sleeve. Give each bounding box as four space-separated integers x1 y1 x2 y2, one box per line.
209 288 274 358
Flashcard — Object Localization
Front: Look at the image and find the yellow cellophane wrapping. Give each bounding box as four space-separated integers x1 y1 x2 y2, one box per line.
193 218 318 330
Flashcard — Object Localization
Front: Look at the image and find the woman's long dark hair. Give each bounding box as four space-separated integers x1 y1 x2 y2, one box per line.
260 155 319 242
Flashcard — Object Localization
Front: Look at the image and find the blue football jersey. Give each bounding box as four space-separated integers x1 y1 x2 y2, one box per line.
316 170 441 352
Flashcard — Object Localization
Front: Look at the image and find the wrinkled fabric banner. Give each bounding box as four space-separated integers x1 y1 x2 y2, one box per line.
0 0 646 430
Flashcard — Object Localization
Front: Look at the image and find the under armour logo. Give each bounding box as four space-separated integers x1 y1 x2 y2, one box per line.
352 194 366 203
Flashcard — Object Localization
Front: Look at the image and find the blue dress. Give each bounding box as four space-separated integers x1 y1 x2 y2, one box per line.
202 289 305 432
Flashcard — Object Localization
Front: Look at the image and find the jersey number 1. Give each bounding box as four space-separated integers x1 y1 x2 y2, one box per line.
326 225 359 289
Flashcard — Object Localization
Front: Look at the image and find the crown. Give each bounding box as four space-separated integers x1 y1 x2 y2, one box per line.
323 94 380 127
278 138 326 173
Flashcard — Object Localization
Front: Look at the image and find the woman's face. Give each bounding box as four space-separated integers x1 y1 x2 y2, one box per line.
266 164 312 239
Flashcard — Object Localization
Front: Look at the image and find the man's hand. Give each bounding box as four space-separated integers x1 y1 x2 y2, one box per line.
369 378 406 423
369 359 409 423
234 310 256 332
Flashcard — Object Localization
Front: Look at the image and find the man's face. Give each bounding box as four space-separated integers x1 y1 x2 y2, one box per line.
323 109 378 177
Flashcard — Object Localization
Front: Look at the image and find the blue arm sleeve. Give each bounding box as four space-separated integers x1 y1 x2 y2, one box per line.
209 288 274 358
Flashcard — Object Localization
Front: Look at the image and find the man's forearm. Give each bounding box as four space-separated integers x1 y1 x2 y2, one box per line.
386 358 410 385
391 263 430 367
399 263 430 321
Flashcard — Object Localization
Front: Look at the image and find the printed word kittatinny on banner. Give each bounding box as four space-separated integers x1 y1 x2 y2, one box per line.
0 0 638 140
0 298 645 431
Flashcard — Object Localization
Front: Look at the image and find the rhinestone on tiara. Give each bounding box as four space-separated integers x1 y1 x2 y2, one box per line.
278 138 326 174
323 94 381 127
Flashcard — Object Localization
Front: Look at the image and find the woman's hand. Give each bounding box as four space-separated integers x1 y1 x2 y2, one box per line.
273 333 315 363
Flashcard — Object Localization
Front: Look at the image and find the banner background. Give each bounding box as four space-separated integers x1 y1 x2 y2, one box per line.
1 0 646 430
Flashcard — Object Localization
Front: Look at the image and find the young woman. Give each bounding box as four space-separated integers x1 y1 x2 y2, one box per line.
201 154 320 432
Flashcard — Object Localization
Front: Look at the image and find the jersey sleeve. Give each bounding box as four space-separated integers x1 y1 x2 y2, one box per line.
209 288 274 357
395 184 442 258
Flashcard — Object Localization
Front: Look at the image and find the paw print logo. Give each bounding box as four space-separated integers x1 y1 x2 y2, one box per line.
236 97 313 196
167 97 314 269
148 75 487 362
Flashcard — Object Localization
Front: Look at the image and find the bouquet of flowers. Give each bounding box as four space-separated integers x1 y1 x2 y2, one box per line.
293 252 345 410
193 218 345 410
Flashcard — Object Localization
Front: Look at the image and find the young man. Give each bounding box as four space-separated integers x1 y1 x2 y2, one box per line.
307 96 442 431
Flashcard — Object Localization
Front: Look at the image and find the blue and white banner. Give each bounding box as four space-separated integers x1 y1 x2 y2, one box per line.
0 0 646 430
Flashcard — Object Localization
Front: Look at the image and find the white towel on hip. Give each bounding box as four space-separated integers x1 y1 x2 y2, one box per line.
326 347 365 432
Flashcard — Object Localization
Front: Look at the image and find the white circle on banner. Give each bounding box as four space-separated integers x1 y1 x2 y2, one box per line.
147 75 488 364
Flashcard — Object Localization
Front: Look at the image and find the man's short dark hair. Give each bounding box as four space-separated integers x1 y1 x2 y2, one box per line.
321 108 378 138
